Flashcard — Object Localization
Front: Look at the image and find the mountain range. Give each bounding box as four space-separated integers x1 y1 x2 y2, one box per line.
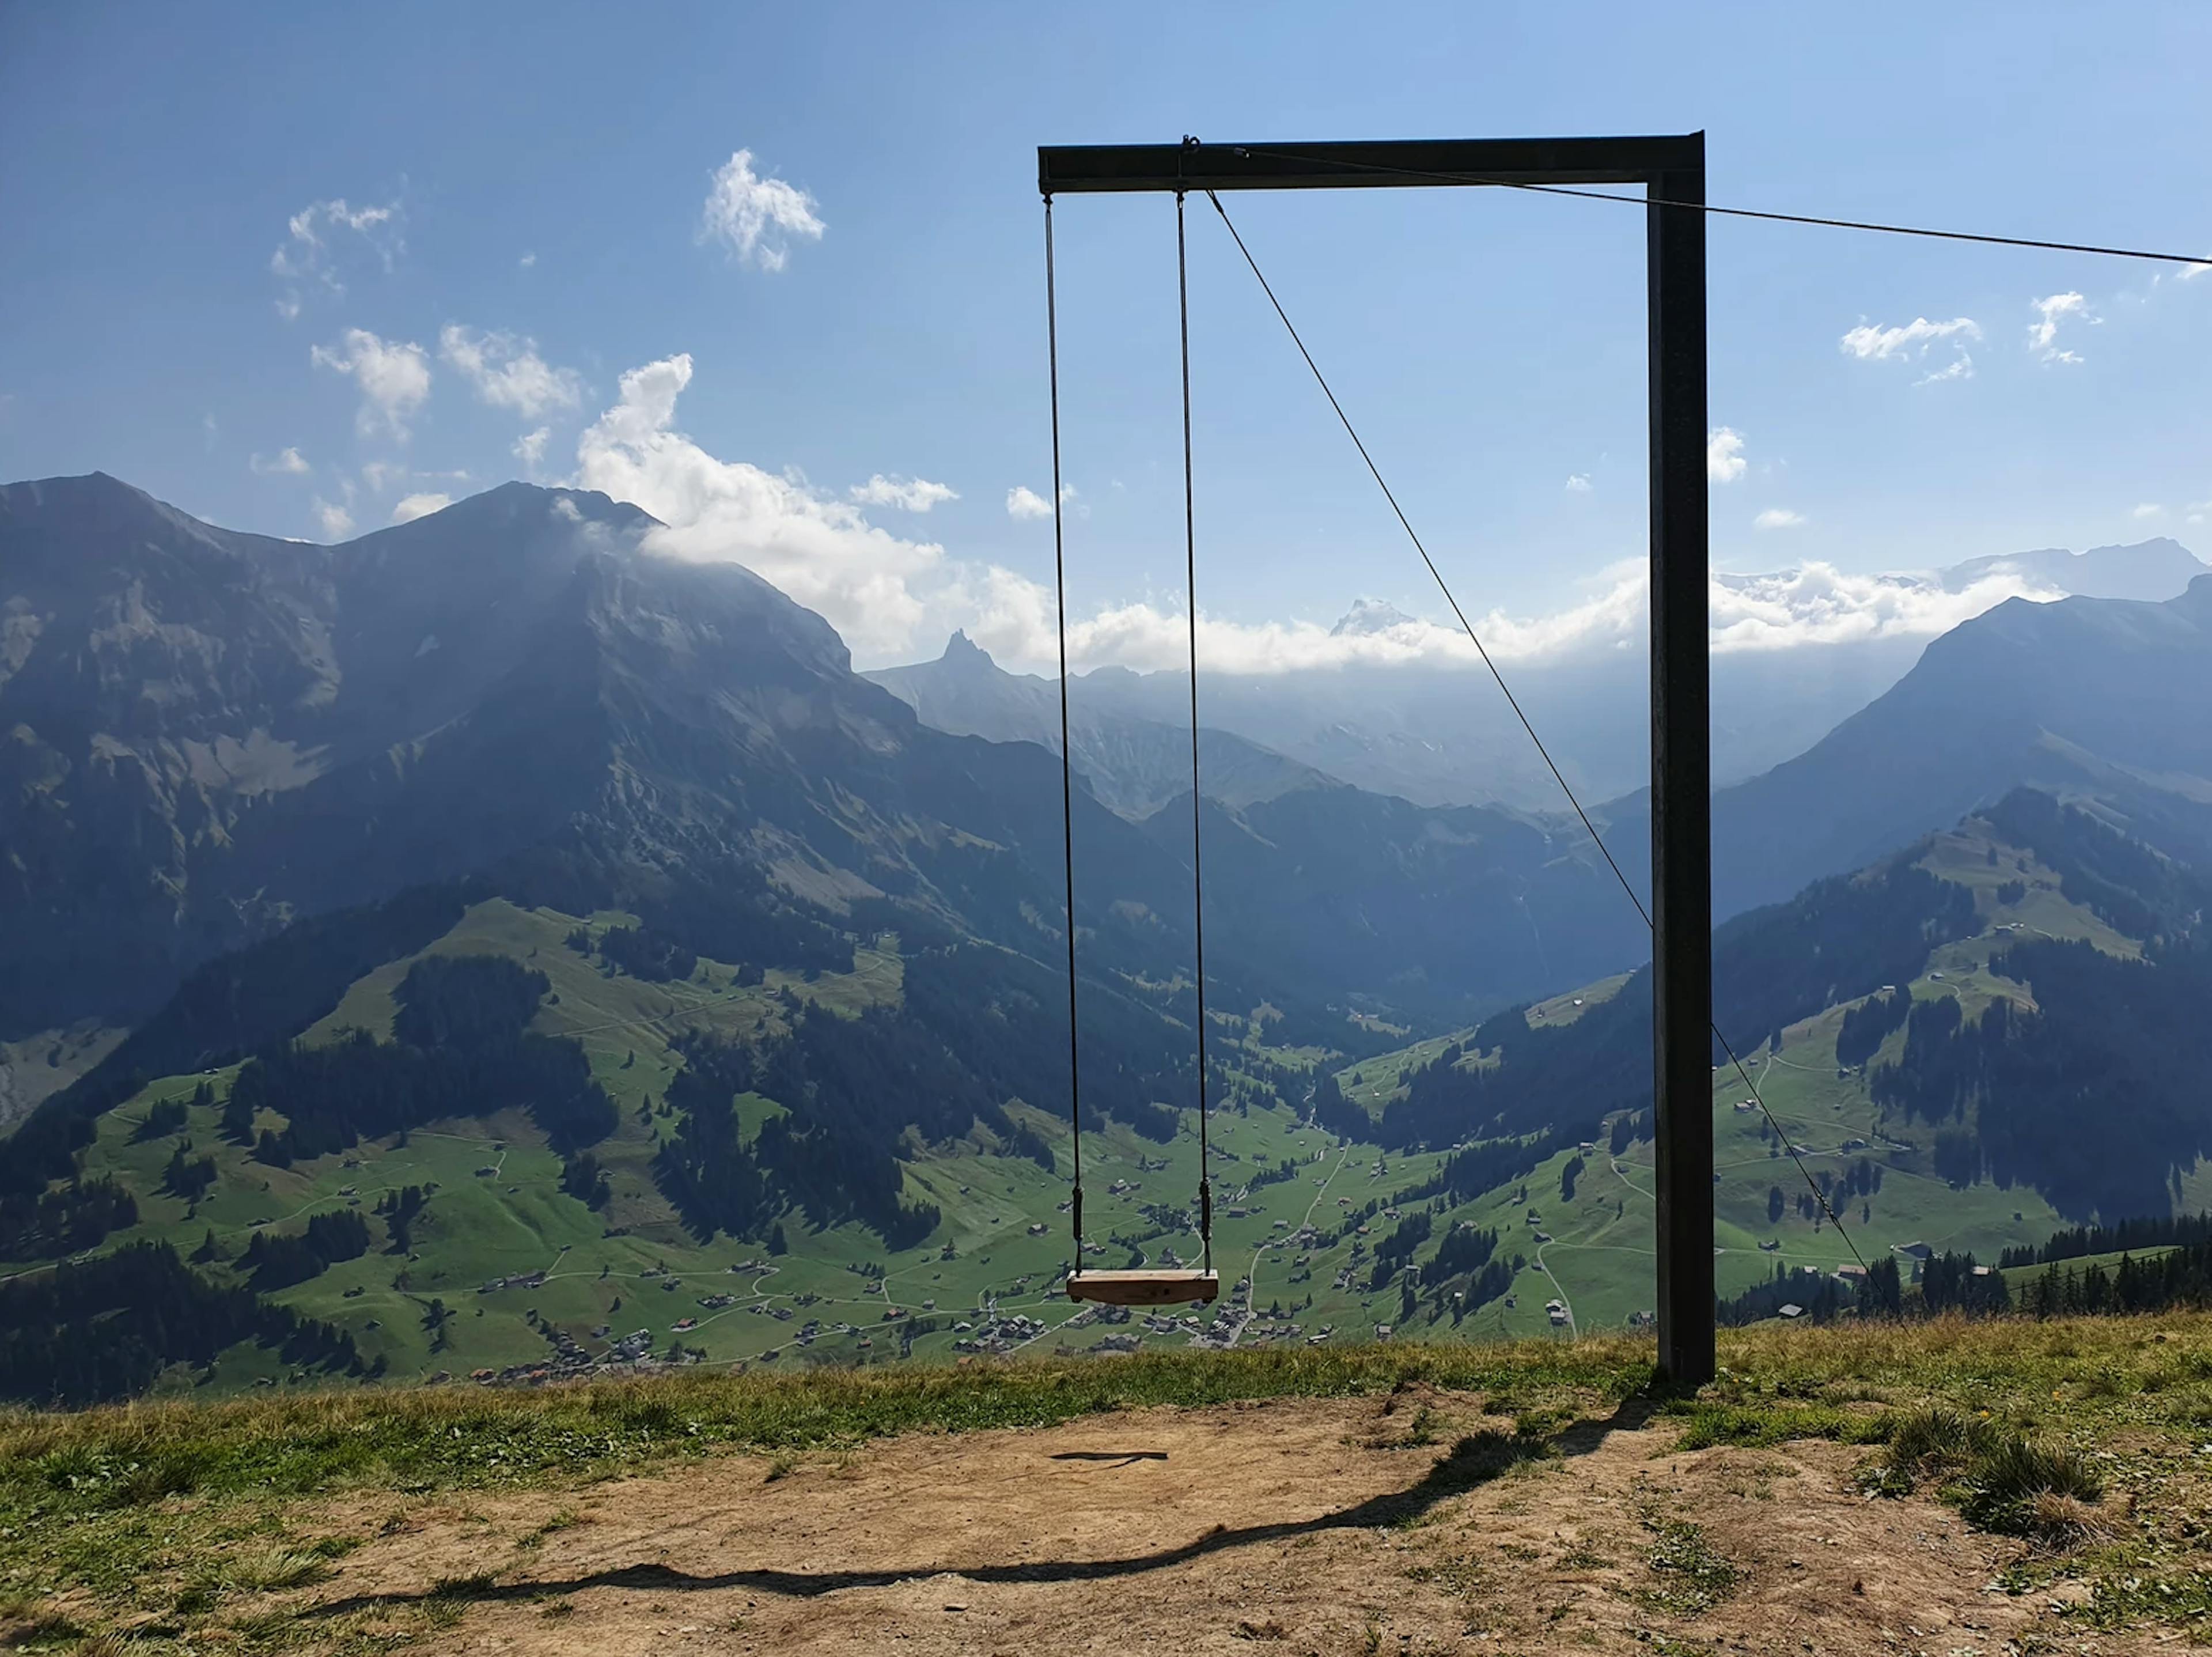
869 539 2207 815
6 470 2212 1402
0 474 1649 1051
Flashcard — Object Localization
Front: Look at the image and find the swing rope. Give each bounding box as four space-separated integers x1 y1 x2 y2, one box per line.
1043 179 1216 1285
1176 184 1215 1278
1042 195 1085 1266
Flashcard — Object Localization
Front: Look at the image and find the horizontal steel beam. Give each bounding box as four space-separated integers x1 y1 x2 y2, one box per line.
1038 135 1703 196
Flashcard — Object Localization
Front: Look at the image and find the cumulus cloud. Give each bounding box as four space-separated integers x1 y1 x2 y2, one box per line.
1707 428 1747 483
850 474 958 513
2133 503 2165 520
1705 563 2063 656
956 560 2070 677
392 492 452 524
250 446 309 476
566 353 2071 678
514 426 552 469
438 324 583 420
271 198 402 320
1915 354 1975 386
573 354 953 660
2188 499 2210 525
312 497 355 539
1839 315 1982 361
519 251 538 268
1565 473 1593 494
699 149 824 271
310 328 431 440
1754 508 1807 530
1006 484 1077 519
2028 291 2094 364
1839 315 1980 384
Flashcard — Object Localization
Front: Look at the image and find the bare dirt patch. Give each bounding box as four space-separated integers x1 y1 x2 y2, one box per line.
287 1391 2161 1655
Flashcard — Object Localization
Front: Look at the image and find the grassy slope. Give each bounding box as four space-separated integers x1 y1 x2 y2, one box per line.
1321 820 2154 1341
10 898 1475 1386
3 817 2166 1390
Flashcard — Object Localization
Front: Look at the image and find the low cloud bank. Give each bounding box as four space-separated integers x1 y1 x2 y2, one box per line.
574 355 2067 674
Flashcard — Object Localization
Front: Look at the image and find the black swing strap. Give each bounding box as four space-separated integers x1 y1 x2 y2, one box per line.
1174 183 1213 1277
1042 194 1084 1259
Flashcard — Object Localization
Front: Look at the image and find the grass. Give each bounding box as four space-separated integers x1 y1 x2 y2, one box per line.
1635 1516 1738 1616
8 1313 2212 1651
1869 1403 2108 1541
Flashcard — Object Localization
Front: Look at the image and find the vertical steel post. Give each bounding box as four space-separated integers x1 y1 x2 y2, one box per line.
1646 141 1714 1386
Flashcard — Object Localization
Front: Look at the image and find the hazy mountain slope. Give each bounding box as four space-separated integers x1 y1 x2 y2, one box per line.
1664 576 2212 920
1146 785 1642 1020
865 631 1330 817
872 539 2202 814
0 476 1209 1039
1944 536 2209 602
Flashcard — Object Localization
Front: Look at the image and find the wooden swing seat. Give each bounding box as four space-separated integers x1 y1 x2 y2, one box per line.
1066 1269 1220 1307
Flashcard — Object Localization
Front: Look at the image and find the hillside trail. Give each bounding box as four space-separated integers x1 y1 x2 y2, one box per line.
287 1387 2152 1656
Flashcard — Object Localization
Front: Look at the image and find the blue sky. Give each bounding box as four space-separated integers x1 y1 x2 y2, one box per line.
2 1 2208 670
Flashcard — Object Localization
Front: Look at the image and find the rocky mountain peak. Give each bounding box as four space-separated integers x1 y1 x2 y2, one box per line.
1330 598 1421 637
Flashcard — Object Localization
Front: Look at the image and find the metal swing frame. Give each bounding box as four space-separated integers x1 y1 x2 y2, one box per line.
1039 135 1712 1379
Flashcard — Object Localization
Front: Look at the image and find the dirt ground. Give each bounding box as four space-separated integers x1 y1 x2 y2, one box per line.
290 1389 2171 1655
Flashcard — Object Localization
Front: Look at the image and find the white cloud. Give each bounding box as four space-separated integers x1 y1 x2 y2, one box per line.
514 426 552 469
519 251 537 268
2027 291 2095 364
1839 315 1982 362
1707 428 1747 484
1915 354 1976 386
568 353 2070 678
1839 315 1982 384
438 324 583 420
573 353 955 661
1753 508 1807 531
270 198 402 319
312 497 355 539
1006 483 1077 520
250 447 310 476
1565 474 1593 494
698 149 824 272
850 474 959 513
2187 500 2209 525
2181 262 2210 282
359 460 467 493
310 328 431 441
1705 564 2063 656
392 492 452 524
2132 502 2165 520
958 559 2070 678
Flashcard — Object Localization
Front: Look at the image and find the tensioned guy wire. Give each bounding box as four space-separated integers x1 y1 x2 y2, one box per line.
1222 145 2212 269
1199 188 1873 1276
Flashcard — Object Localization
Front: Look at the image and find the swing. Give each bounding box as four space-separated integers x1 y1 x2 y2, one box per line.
1050 184 1220 1312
